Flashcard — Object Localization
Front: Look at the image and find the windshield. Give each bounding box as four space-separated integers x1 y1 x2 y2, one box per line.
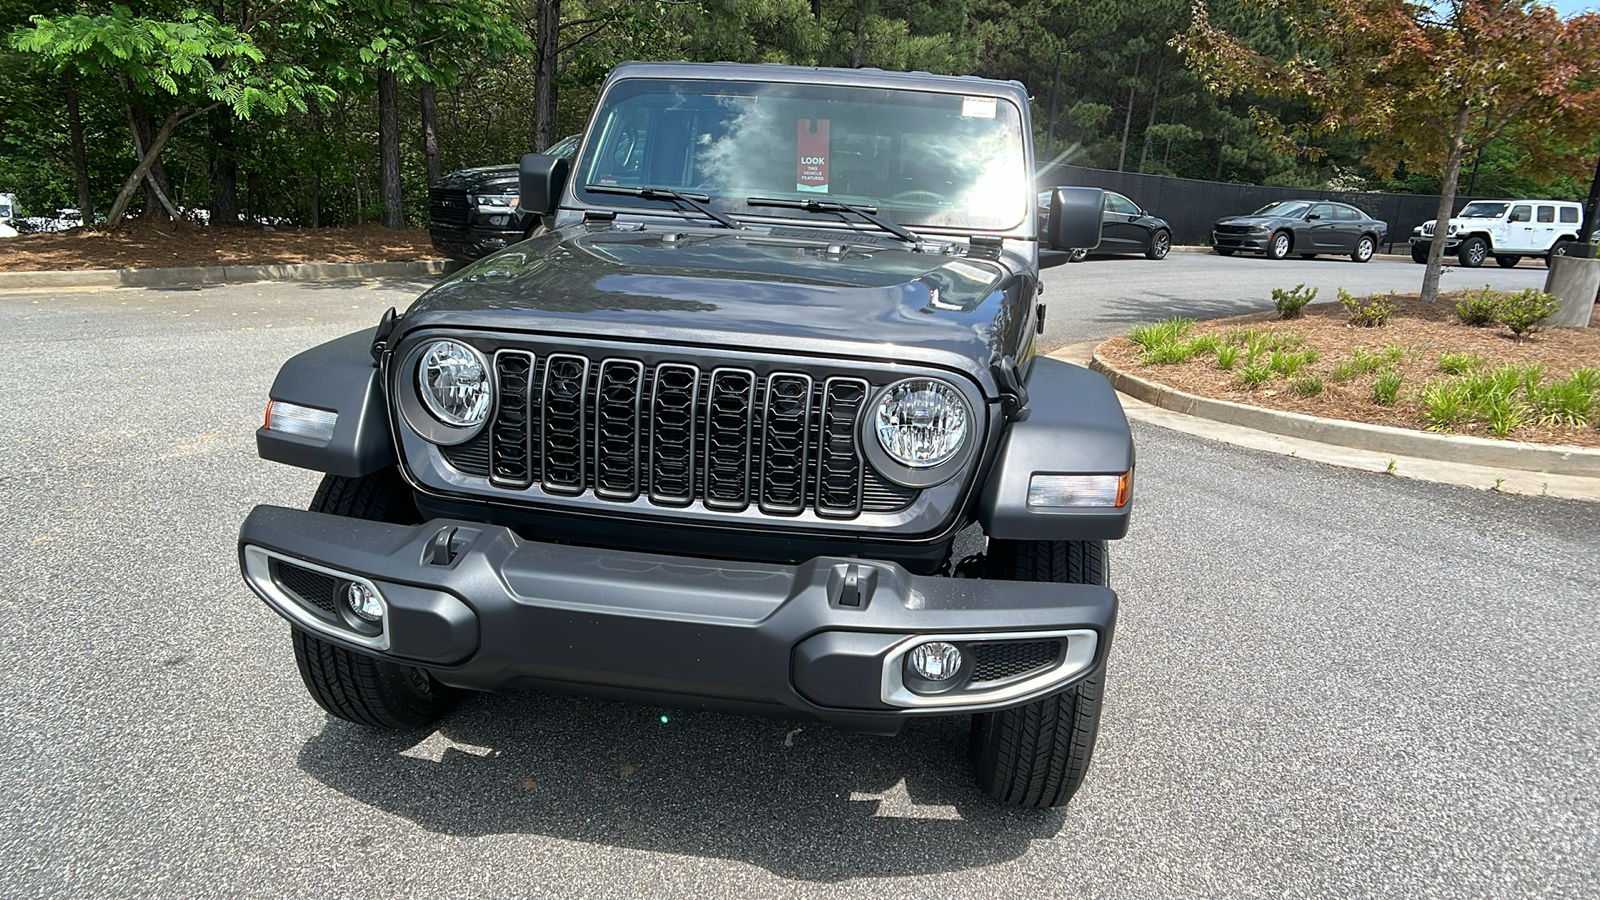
1458 202 1509 219
575 78 1029 231
1253 201 1312 218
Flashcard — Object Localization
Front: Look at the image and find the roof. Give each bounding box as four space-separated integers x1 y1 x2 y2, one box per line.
604 61 1029 106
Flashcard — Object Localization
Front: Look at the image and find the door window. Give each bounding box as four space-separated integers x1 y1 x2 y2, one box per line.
1537 206 1555 223
1509 205 1532 223
1104 193 1140 215
1309 204 1335 220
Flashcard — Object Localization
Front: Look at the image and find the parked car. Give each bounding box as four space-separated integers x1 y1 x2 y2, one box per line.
1408 199 1585 268
1038 190 1171 261
427 134 580 261
1212 199 1387 262
0 192 16 238
244 62 1129 808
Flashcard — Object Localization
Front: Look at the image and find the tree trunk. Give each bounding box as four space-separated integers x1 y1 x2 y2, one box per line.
128 101 175 223
1420 103 1473 304
1137 59 1165 174
378 69 404 228
534 0 561 152
65 74 95 223
1117 55 1141 173
210 114 240 226
421 81 442 185
106 109 185 227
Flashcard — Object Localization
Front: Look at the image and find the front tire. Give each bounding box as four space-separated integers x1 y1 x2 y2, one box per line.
1145 229 1171 260
1067 247 1089 263
1458 235 1488 268
1350 234 1376 263
1267 231 1292 260
1214 246 1235 256
1411 244 1429 264
971 539 1109 808
292 470 461 729
1495 254 1522 268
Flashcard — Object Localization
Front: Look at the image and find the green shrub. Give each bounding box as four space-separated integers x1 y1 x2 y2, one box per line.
1188 333 1222 355
1272 283 1318 319
1270 348 1318 377
1141 342 1199 365
1421 381 1467 431
1130 318 1194 351
1332 347 1388 381
1215 344 1241 370
1293 374 1325 397
1338 288 1396 327
1455 286 1502 326
1437 352 1484 375
1498 288 1558 338
1236 363 1273 388
1372 370 1403 406
1532 372 1595 427
1485 396 1527 437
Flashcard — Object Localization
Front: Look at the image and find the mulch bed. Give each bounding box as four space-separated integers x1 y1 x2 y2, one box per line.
0 221 440 272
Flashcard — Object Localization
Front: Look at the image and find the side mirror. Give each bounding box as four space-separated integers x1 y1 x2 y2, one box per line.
1306 213 1321 220
1045 187 1103 252
518 153 570 217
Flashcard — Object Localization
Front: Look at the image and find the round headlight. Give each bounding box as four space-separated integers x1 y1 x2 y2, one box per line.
874 379 968 468
417 340 491 427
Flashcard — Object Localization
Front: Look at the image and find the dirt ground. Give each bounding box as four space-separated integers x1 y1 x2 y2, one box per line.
1098 293 1600 449
0 222 440 271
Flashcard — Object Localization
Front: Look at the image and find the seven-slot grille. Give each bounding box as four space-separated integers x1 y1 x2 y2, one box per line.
464 350 900 518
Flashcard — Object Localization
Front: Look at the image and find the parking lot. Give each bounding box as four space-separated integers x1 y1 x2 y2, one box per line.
1 255 1595 899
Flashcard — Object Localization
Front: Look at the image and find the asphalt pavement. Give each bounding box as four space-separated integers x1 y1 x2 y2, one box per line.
1 273 1596 899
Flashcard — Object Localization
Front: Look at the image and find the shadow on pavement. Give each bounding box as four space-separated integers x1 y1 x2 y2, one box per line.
297 690 1065 880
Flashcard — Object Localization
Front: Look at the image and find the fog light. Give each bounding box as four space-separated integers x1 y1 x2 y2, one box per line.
908 642 962 681
345 583 385 622
265 400 337 443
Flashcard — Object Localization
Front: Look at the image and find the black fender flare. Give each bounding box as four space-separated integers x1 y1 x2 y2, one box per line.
256 328 396 478
977 357 1134 541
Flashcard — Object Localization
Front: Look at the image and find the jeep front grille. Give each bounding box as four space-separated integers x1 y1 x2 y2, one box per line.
447 351 917 518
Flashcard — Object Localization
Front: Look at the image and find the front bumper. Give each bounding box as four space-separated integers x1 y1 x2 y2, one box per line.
1212 232 1269 251
428 227 523 262
1410 235 1461 252
239 506 1117 734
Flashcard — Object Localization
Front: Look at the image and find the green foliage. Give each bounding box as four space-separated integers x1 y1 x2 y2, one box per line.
1415 363 1597 437
1235 363 1273 387
1372 370 1403 406
1215 343 1241 370
1269 348 1317 377
1497 288 1559 338
1455 286 1503 326
1131 318 1216 364
1271 283 1317 319
1331 347 1390 381
1437 352 1484 375
1338 288 1395 327
1531 369 1597 427
1293 373 1324 397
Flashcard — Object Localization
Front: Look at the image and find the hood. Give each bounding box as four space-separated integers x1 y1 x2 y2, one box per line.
431 165 519 192
1216 215 1285 227
402 226 1017 377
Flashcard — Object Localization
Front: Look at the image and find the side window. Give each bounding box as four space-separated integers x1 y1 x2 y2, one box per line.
1309 204 1335 220
1509 205 1532 223
1536 206 1555 223
1105 194 1139 215
1334 205 1360 221
1560 206 1580 224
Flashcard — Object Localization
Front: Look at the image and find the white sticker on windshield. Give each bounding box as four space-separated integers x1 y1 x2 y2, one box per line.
961 96 997 119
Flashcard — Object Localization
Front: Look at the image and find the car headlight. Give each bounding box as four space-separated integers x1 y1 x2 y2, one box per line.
417 340 491 427
1447 223 1459 234
1250 224 1270 233
474 192 518 213
874 379 969 468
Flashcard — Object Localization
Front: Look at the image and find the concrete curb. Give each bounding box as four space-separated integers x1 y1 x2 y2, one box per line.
1089 349 1600 478
0 259 453 290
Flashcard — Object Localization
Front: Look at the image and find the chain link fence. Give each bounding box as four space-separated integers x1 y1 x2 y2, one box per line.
1038 164 1483 254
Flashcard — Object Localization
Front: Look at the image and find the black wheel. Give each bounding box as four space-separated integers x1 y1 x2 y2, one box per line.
1495 254 1522 268
971 539 1108 808
1067 247 1089 263
1350 234 1375 263
292 470 461 729
1213 247 1235 256
1547 239 1576 266
1411 244 1429 264
1300 253 1317 260
1458 235 1488 268
1267 231 1292 260
1145 229 1171 260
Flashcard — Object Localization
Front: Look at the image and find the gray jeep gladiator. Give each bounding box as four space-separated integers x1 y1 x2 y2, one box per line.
241 62 1132 808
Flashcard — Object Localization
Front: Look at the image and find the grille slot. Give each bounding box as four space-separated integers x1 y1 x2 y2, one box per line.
649 363 700 505
490 351 535 487
594 359 644 500
541 354 590 495
816 377 868 517
270 559 342 619
704 368 756 510
760 373 813 514
970 640 1062 683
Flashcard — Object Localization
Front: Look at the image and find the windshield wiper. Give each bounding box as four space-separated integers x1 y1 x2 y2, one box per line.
585 184 741 230
746 196 922 248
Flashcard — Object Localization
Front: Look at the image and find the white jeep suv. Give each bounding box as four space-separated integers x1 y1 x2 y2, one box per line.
1409 199 1584 268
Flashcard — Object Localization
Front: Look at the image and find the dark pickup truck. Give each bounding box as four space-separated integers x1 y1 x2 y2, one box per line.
243 62 1131 807
427 135 578 261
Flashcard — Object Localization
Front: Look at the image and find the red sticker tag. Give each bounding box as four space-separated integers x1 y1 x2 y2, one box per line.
797 119 829 193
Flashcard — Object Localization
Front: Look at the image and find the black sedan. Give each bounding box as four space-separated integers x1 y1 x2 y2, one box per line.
1212 200 1387 262
1037 189 1172 261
